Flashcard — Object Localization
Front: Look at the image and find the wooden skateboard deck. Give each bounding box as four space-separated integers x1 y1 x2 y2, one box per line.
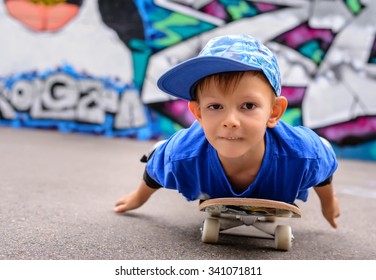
199 197 301 218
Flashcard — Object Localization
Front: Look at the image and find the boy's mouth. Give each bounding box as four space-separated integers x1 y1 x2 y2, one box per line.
219 136 241 140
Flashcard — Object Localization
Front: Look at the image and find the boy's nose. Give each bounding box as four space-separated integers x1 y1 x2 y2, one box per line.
222 111 240 128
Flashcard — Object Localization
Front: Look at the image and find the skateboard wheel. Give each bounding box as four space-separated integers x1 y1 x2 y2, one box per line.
201 218 220 244
274 225 292 251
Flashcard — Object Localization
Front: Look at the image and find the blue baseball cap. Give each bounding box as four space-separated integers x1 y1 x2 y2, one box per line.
157 34 281 100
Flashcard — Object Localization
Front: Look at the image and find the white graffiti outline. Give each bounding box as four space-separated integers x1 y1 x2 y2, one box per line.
0 72 147 130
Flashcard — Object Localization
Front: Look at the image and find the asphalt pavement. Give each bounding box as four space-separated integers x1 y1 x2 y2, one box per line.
1 126 375 260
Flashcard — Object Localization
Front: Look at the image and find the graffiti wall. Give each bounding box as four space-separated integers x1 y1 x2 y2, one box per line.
0 0 375 160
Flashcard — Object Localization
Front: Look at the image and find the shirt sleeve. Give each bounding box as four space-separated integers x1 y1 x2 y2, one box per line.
143 132 203 201
144 140 170 188
301 128 338 189
143 169 163 189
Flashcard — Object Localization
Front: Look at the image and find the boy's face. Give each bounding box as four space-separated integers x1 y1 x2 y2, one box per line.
189 72 287 160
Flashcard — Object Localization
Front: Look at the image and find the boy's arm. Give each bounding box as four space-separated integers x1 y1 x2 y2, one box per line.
314 183 340 229
114 180 159 213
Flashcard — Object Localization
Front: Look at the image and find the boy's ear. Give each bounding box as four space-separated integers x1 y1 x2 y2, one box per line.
267 96 288 128
188 101 202 123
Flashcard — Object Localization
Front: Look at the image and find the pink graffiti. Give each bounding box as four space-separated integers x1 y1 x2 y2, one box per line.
164 100 195 124
281 86 306 106
202 0 227 20
253 3 278 13
317 116 376 144
277 23 333 49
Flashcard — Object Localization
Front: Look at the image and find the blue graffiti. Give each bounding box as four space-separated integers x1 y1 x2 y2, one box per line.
0 64 155 140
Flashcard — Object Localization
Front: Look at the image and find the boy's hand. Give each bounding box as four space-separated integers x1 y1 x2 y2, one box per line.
321 195 340 229
114 190 145 213
114 180 158 213
314 184 340 229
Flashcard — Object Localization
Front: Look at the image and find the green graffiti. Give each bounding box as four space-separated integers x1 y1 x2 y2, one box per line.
221 0 257 20
156 113 183 138
152 13 213 49
299 40 324 65
333 140 376 161
130 39 152 89
282 108 302 126
345 0 363 15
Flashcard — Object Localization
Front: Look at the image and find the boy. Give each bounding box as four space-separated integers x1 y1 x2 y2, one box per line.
115 34 340 228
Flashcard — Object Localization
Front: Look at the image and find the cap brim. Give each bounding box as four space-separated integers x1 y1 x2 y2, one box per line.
157 56 260 100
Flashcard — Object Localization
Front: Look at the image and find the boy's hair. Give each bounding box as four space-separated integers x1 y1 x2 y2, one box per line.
192 71 273 101
157 34 281 101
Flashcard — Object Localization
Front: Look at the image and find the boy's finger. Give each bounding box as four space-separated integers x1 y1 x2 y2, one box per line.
330 218 338 229
115 196 128 207
114 204 126 213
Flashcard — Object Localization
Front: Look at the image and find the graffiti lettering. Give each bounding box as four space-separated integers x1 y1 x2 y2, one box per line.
116 89 147 129
0 72 147 130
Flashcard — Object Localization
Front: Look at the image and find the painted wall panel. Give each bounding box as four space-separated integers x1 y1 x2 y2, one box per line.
0 0 375 160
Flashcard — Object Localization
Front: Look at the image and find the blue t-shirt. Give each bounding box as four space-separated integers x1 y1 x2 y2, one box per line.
145 121 338 203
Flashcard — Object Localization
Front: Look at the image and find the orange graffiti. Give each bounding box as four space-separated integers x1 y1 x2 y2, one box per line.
5 0 80 32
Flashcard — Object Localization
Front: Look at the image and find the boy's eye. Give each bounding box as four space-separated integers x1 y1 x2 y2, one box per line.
208 104 223 110
241 103 255 110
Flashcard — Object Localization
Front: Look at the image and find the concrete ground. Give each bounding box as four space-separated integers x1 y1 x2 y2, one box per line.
1 126 375 260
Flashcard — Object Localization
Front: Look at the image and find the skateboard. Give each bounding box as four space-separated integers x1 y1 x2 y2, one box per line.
199 197 301 251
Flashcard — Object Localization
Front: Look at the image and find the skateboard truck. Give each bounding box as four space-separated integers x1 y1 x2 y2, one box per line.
199 198 301 251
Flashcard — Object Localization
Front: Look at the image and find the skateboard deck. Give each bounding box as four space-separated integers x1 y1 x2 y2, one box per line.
199 197 301 218
199 198 301 251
